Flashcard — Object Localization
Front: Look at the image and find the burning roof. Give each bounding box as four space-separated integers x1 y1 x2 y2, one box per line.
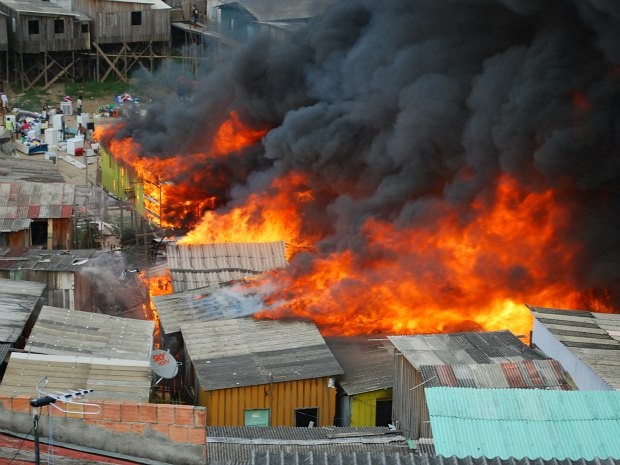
101 0 620 337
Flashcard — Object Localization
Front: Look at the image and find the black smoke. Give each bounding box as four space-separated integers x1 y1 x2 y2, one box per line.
107 0 620 308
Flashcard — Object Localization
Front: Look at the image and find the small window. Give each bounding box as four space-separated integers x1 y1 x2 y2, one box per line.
81 23 89 33
295 408 318 427
54 19 64 34
28 20 40 35
131 11 142 26
244 409 269 427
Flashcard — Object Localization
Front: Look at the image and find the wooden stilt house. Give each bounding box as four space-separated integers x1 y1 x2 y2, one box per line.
0 0 90 90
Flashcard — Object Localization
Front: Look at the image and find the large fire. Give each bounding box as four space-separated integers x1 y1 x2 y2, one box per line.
101 112 614 338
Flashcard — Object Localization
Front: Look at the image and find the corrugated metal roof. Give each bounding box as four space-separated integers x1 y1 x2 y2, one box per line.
325 336 394 395
0 182 74 220
207 426 409 464
0 248 98 271
0 218 30 232
244 454 620 465
388 331 544 368
152 283 266 335
0 278 46 343
181 317 343 390
419 359 574 390
529 305 620 390
0 0 80 16
108 0 171 9
166 242 287 292
0 352 152 403
426 387 620 460
25 305 154 361
219 0 342 22
0 155 65 183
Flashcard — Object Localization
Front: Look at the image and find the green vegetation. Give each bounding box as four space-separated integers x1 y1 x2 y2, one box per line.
11 79 137 112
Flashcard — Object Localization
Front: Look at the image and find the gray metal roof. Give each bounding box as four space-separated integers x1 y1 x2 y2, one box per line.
207 426 410 465
181 317 343 390
0 278 46 343
529 305 620 390
388 331 544 368
0 248 99 271
241 454 620 465
325 336 394 395
419 359 574 390
153 283 264 335
25 305 154 361
166 241 287 292
0 352 152 403
0 181 75 221
219 0 342 22
0 155 65 183
0 0 80 17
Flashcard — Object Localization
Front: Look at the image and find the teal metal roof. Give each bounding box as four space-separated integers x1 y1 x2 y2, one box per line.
426 387 620 460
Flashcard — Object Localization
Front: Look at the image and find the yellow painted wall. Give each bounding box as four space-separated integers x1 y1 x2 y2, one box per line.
100 147 144 215
350 388 392 427
200 377 337 426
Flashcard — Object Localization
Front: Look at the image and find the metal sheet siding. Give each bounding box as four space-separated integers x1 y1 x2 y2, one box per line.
426 387 620 459
203 377 337 427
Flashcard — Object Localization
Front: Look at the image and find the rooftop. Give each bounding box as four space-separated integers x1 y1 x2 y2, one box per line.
0 278 46 344
181 317 343 390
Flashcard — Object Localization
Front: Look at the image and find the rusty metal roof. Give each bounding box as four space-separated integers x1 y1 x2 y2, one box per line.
25 305 154 361
0 182 74 222
166 241 287 292
388 331 545 368
0 278 46 343
419 359 574 390
181 317 343 390
0 155 65 183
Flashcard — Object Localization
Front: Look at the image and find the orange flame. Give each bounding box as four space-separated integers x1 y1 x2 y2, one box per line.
102 112 267 227
103 112 614 339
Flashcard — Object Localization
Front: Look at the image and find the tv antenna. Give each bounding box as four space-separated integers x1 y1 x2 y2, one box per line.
29 376 100 465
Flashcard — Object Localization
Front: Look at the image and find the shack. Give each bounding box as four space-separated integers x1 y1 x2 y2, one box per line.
181 317 343 426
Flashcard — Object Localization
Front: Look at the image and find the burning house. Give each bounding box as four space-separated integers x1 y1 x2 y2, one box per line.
98 0 620 344
180 317 343 426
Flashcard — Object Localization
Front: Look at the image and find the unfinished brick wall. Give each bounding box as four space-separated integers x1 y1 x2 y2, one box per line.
0 395 207 465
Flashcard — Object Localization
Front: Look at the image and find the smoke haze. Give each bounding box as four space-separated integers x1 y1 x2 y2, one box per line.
107 0 620 310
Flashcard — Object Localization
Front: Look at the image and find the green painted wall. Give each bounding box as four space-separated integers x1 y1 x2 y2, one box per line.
350 388 392 427
100 147 144 216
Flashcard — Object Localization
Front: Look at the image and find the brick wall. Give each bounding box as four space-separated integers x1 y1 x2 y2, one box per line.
0 395 207 465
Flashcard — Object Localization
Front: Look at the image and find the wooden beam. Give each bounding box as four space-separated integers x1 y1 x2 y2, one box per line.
42 59 74 91
92 42 127 82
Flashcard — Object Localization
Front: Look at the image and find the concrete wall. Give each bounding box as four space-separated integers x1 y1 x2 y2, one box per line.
0 395 206 464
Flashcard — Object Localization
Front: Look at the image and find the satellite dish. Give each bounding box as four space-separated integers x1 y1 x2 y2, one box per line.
150 349 179 380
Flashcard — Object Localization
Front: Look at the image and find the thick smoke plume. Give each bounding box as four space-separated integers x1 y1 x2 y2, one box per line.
107 0 620 310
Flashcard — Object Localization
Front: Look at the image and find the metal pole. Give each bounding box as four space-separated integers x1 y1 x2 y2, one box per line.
33 413 40 465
